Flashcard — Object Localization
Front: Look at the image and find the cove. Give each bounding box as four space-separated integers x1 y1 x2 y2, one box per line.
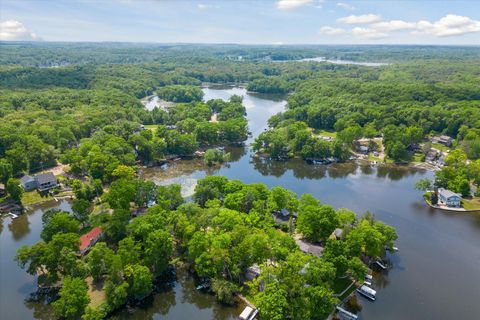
2 87 480 320
140 86 480 320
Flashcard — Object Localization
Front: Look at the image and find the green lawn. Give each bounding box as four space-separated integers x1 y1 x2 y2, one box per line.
432 143 450 152
21 190 52 205
412 152 425 162
318 130 337 138
144 124 158 132
461 198 480 211
367 153 382 162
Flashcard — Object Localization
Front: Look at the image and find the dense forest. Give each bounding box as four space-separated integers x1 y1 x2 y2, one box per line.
253 60 480 162
1 43 479 319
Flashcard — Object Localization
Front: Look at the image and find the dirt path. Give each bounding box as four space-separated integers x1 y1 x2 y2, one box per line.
37 163 68 176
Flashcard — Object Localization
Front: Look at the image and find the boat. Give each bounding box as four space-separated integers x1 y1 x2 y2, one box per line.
365 274 373 281
357 285 376 301
385 245 399 252
8 212 19 219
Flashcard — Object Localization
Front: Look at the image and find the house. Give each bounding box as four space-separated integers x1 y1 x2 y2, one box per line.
432 135 453 147
295 238 324 257
20 175 37 191
245 264 261 281
79 227 103 255
0 184 5 197
438 188 462 208
35 172 57 192
20 172 58 192
357 145 369 155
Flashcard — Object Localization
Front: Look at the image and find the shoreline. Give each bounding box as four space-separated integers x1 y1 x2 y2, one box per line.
425 199 480 213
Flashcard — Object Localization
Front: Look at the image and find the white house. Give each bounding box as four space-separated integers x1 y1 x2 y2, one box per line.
438 188 462 208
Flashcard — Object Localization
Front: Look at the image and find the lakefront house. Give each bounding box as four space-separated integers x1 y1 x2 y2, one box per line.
438 188 462 208
20 172 57 192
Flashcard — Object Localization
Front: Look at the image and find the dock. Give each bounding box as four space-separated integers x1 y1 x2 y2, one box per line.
336 306 358 319
375 261 387 270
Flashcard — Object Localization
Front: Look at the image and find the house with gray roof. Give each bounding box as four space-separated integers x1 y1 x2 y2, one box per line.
438 188 462 208
20 172 57 192
432 135 453 147
20 175 37 191
35 172 57 192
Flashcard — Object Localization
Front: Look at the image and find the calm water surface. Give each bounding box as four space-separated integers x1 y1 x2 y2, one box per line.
298 57 390 67
0 200 72 320
141 86 480 320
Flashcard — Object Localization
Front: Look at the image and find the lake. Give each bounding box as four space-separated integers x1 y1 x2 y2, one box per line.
0 200 72 320
2 86 480 320
298 57 390 67
141 86 480 319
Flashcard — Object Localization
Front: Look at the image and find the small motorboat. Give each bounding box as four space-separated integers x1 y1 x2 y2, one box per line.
357 285 376 301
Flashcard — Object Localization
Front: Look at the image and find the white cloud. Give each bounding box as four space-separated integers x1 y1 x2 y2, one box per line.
337 14 381 24
197 3 220 10
352 27 388 39
337 2 355 11
276 0 313 10
414 14 480 37
0 20 40 41
371 20 416 32
319 26 347 35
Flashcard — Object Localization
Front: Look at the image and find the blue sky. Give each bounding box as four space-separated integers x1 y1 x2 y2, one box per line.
1 0 479 44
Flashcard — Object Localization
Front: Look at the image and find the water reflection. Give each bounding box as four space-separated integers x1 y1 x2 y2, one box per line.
140 86 480 320
0 200 72 320
8 214 31 241
112 269 240 320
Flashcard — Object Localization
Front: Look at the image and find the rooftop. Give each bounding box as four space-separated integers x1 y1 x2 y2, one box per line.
79 227 103 251
438 188 461 199
295 238 324 256
35 172 56 185
20 175 34 184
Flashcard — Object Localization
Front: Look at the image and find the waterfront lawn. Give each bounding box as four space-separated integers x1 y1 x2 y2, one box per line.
21 190 52 205
86 277 106 308
412 152 425 163
367 153 382 162
432 143 450 152
461 198 480 211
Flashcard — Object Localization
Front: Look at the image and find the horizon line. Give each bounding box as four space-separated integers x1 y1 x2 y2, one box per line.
1 40 479 48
